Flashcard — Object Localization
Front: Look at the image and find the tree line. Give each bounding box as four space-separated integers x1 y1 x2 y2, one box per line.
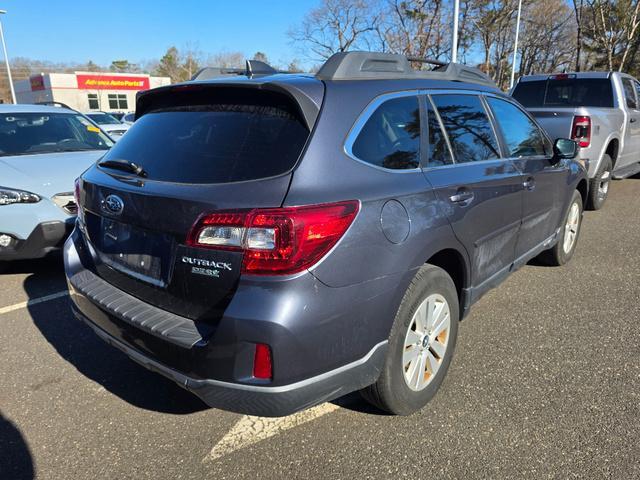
289 0 640 89
2 0 639 101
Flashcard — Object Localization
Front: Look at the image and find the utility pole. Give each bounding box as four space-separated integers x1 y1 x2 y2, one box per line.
0 10 16 104
509 0 523 89
452 0 460 63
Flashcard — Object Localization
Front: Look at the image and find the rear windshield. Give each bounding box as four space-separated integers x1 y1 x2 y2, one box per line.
100 96 310 184
0 112 113 156
513 78 614 108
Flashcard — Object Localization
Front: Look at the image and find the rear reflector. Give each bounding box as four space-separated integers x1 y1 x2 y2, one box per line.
187 200 359 275
253 343 272 380
571 115 591 148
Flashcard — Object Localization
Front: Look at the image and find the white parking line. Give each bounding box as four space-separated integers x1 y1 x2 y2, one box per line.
0 290 69 315
203 402 341 463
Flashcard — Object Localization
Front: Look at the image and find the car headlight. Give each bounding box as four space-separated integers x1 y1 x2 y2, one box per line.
0 187 41 206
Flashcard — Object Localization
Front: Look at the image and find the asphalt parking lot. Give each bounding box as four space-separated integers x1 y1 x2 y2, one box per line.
1 177 639 480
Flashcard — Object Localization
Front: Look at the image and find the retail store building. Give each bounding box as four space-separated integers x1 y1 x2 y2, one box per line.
15 72 171 112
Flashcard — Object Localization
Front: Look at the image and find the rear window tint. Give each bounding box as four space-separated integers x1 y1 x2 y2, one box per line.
100 98 309 184
351 96 420 170
513 79 614 108
431 94 500 163
511 82 545 107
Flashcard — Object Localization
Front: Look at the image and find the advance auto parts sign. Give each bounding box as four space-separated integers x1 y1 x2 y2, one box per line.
76 74 150 91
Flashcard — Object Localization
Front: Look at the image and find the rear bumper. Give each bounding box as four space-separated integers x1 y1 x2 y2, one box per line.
64 229 394 416
0 219 73 261
72 305 385 416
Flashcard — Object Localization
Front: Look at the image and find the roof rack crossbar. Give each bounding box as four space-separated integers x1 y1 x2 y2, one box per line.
315 51 496 88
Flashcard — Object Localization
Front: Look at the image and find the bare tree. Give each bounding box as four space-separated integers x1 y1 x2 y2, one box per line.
378 0 447 60
518 0 575 75
205 50 245 69
289 0 381 60
572 0 584 70
583 0 640 71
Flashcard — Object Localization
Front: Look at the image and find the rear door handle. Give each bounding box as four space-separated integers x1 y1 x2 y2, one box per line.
631 118 637 123
523 177 536 191
449 190 474 204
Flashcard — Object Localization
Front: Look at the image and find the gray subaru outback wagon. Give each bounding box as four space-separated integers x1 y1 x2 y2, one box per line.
65 52 588 416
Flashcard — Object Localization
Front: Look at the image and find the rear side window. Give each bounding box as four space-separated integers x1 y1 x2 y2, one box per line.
487 98 546 157
100 93 309 184
622 78 638 109
351 95 420 170
430 94 500 163
513 78 614 108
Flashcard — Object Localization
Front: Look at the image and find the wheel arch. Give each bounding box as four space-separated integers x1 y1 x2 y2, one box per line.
604 138 619 168
576 178 588 206
425 248 470 320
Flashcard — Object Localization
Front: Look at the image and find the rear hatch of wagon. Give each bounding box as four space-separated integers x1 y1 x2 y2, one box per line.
77 81 321 323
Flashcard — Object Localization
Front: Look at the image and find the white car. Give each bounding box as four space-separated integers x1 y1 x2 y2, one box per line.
121 112 135 125
0 104 114 270
84 112 130 140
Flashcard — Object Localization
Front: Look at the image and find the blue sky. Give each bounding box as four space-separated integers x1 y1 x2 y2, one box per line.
1 0 318 66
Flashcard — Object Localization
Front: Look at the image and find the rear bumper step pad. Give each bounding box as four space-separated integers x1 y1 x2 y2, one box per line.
68 269 204 348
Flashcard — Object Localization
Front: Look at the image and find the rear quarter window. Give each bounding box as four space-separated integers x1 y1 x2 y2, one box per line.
99 92 309 184
351 95 421 170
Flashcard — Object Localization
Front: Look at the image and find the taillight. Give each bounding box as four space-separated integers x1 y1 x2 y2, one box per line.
187 200 359 275
572 115 591 148
253 343 272 380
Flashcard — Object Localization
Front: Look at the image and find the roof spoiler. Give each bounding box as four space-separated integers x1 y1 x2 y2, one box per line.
315 51 496 87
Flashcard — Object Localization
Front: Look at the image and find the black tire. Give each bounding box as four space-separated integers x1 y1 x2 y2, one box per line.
0 262 7 274
360 264 459 415
538 190 583 267
587 154 612 210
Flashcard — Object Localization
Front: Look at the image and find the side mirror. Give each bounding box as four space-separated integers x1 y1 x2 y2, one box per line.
553 138 578 160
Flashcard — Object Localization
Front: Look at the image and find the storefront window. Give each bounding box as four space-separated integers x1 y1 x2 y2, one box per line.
88 93 99 110
108 94 128 110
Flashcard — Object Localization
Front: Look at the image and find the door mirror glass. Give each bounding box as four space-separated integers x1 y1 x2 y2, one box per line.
553 138 578 160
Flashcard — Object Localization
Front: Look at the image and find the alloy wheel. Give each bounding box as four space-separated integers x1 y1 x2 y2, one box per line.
402 294 451 391
563 201 580 254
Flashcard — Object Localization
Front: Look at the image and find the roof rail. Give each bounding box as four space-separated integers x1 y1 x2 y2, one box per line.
315 51 496 87
191 59 281 81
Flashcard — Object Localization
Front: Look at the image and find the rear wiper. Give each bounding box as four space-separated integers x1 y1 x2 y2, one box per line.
98 158 147 177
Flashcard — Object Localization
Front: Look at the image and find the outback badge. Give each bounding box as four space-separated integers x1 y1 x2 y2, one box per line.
182 256 233 278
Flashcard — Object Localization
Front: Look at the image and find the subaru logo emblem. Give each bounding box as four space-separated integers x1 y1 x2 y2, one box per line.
102 194 124 215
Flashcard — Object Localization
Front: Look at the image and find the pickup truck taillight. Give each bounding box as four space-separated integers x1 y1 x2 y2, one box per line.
187 201 360 275
571 115 591 148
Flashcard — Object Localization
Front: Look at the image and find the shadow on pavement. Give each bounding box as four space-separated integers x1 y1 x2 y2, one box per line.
0 413 34 480
331 391 391 416
22 269 208 415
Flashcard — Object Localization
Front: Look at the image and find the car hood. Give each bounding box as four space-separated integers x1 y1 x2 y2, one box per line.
0 150 105 198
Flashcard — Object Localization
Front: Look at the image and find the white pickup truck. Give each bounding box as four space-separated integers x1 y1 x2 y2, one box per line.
511 72 640 210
